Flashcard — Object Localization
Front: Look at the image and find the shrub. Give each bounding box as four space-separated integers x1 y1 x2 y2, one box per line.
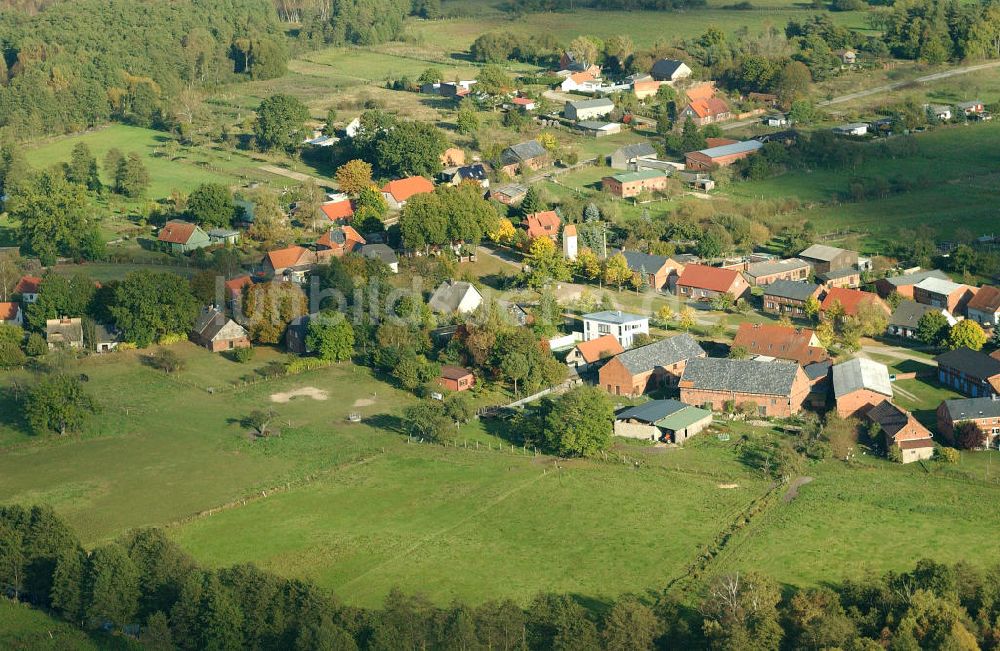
157 333 187 346
25 333 48 357
230 346 255 364
148 348 184 374
935 447 959 464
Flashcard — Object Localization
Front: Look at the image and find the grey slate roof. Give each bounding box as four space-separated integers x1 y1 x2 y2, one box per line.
651 59 687 79
942 397 1000 421
889 300 942 329
457 164 488 181
934 348 1000 381
866 400 912 437
567 98 615 110
616 333 705 375
616 250 670 273
832 358 892 399
820 268 859 281
93 323 120 344
763 280 820 302
584 310 647 325
614 142 657 160
361 243 398 265
680 357 800 396
615 399 688 424
803 360 832 382
799 244 848 262
428 280 481 313
501 140 547 165
193 306 241 341
491 183 527 199
914 276 964 296
881 269 949 288
745 257 811 278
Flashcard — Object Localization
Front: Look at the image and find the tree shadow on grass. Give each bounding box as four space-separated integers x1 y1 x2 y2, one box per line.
364 413 407 434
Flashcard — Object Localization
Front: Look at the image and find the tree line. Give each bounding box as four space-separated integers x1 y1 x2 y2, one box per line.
2 504 1000 649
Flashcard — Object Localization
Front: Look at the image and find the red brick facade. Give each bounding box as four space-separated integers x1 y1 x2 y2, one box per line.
679 369 810 418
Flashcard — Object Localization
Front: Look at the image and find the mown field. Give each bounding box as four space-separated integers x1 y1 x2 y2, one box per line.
0 600 110 651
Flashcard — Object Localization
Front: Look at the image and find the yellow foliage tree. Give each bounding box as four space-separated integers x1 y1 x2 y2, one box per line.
488 218 517 245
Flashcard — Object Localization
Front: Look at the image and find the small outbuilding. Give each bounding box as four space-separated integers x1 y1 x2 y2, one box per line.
614 399 712 443
438 366 475 392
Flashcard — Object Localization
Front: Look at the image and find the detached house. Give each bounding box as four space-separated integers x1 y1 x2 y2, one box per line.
820 287 889 319
560 71 599 93
599 333 706 396
887 300 956 339
381 176 434 210
13 276 41 303
615 250 684 291
679 97 730 126
361 243 399 273
582 310 650 348
45 317 83 349
565 334 624 372
732 323 828 366
675 264 749 301
935 347 1000 398
831 358 893 418
608 143 658 170
158 220 211 254
316 225 366 258
524 211 561 241
602 170 669 198
499 141 549 177
263 245 318 282
614 399 712 444
937 397 1000 448
650 59 692 83
679 357 810 418
967 286 1000 328
912 277 977 316
866 401 935 463
428 280 483 315
191 306 250 352
438 366 475 392
225 275 253 312
762 280 823 317
320 199 354 223
0 302 23 326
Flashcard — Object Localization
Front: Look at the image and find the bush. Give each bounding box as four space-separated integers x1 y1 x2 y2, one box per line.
935 447 959 464
25 333 48 357
148 348 184 373
284 357 332 375
157 333 187 346
230 346 255 364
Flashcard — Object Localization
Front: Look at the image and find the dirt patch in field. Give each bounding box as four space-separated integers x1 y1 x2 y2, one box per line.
270 387 329 403
353 398 375 407
784 476 814 503
717 483 739 489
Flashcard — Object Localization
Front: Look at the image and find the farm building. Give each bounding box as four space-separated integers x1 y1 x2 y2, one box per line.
599 333 706 397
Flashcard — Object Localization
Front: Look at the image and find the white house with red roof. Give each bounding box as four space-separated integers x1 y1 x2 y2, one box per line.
14 276 42 303
0 302 22 326
524 211 561 241
381 176 435 210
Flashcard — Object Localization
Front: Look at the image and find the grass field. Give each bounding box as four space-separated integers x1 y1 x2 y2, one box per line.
0 601 111 651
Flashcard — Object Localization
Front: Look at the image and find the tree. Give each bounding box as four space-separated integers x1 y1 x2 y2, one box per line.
85 543 141 630
110 271 199 347
139 612 174 651
404 402 451 441
954 421 987 450
804 295 821 321
0 522 25 601
499 350 530 396
475 64 512 109
254 94 310 151
10 171 98 265
244 282 307 345
305 312 355 362
729 344 750 360
784 587 857 650
335 159 373 195
520 186 543 216
711 292 736 313
356 186 388 217
65 143 102 192
148 348 184 374
603 597 662 651
567 36 599 67
488 218 517 245
24 374 97 436
947 320 987 351
700 572 784 651
543 386 612 457
855 300 888 338
678 307 696 332
51 547 86 624
574 249 602 283
775 61 812 105
524 236 570 288
114 153 150 198
916 311 950 347
187 183 235 228
443 391 476 426
370 118 447 177
456 98 480 134
244 409 277 438
603 253 632 291
680 116 706 153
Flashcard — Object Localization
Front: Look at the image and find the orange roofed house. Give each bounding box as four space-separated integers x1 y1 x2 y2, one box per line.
316 225 366 259
262 245 318 283
566 334 624 372
679 97 730 126
14 276 42 303
820 287 889 319
438 366 475 392
157 220 211 254
0 302 22 326
320 199 354 223
381 176 435 211
524 211 561 241
732 323 828 366
224 275 254 311
675 264 749 301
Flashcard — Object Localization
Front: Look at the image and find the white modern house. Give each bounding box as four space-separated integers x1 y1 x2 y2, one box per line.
582 310 650 348
562 224 578 261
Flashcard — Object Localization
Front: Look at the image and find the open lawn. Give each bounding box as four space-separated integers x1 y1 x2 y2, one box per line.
0 601 111 651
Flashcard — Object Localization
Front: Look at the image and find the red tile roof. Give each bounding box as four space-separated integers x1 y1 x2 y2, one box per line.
316 225 366 253
821 287 888 317
685 83 715 101
224 275 253 299
14 276 41 295
320 200 354 221
676 264 742 293
686 97 729 119
524 211 561 239
574 334 625 364
705 137 738 148
381 176 434 202
733 323 828 366
968 285 1000 313
513 97 535 106
157 220 199 245
568 71 595 84
440 365 474 380
0 302 20 321
266 245 311 271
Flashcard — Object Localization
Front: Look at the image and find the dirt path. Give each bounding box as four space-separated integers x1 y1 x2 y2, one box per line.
860 344 937 366
783 476 814 503
258 164 333 187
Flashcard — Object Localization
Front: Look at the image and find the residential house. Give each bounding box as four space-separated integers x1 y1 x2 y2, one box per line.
926 104 952 121
361 243 399 273
559 52 600 76
967 285 1000 327
632 79 662 100
0 302 23 326
262 245 318 282
608 143 658 170
937 397 1000 448
560 71 599 93
512 97 537 111
441 147 466 167
798 244 858 275
438 366 475 392
819 267 861 289
912 277 977 316
675 264 750 301
92 323 121 353
207 228 240 245
565 334 624 372
563 224 578 261
285 313 319 354
743 258 811 286
613 399 712 444
684 140 762 171
602 170 669 198
576 121 621 137
428 280 483 315
524 211 561 241
615 250 684 291
679 97 731 126
45 317 83 349
316 225 366 259
381 176 435 211
225 275 253 312
934 347 1000 398
820 287 889 319
650 59 692 83
191 306 250 352
564 98 614 121
956 100 985 116
866 400 935 463
448 164 490 189
320 199 354 223
887 300 956 339
836 49 857 65
582 310 650 348
157 220 211 254
762 280 823 317
599 333 706 396
833 123 869 136
832 357 893 418
679 357 810 418
875 269 950 299
489 183 528 206
499 141 549 177
13 276 41 303
732 323 828 366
